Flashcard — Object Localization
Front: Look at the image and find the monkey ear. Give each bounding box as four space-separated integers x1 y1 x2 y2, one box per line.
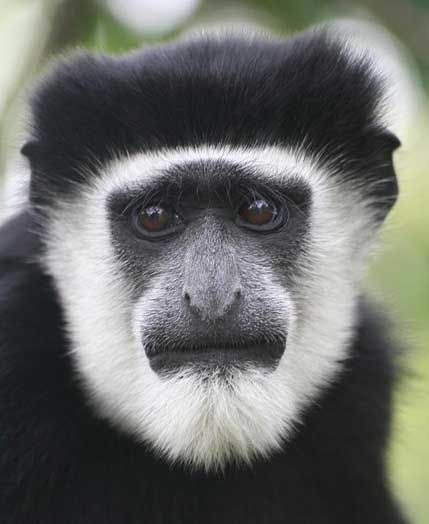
21 140 58 205
21 140 39 161
364 128 400 222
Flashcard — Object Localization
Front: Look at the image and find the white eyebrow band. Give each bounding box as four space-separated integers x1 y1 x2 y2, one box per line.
97 144 326 196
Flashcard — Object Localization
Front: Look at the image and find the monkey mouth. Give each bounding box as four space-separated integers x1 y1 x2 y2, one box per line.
143 337 287 375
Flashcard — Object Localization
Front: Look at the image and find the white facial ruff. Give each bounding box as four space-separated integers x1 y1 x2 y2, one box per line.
42 144 378 471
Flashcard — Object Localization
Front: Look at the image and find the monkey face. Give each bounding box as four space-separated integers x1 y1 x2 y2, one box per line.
27 28 399 471
107 161 313 377
42 144 384 471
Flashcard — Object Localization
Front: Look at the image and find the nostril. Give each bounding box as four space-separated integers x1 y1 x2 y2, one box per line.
234 288 242 300
183 291 191 303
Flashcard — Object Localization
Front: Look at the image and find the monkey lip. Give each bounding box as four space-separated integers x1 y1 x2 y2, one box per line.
144 339 286 375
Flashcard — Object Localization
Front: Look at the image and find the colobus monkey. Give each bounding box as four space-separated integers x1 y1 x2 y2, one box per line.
0 25 408 523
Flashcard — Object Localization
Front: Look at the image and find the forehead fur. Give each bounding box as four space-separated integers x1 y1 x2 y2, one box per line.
23 25 399 206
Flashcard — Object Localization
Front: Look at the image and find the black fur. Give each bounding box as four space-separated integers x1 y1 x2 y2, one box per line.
1 28 406 523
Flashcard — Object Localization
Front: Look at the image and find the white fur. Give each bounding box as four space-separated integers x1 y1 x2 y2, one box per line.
43 144 377 471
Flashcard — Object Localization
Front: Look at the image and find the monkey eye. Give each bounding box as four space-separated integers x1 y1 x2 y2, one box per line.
236 198 285 232
132 204 183 238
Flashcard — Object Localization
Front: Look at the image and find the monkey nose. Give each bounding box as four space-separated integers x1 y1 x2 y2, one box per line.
182 286 242 321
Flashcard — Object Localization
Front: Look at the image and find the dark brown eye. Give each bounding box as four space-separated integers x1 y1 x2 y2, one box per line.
140 206 171 231
236 199 285 232
133 205 183 238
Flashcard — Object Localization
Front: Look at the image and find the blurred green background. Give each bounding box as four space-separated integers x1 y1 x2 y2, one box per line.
0 0 428 521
